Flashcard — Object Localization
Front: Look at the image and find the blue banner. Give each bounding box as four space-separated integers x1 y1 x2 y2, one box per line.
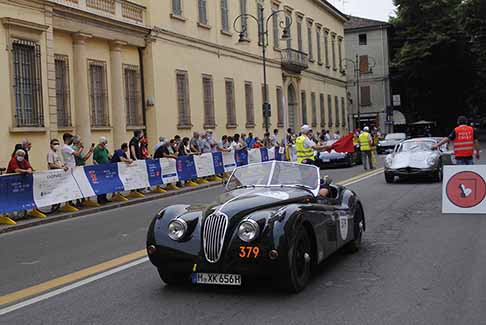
0 174 35 214
145 159 164 187
260 148 269 162
212 152 225 175
235 149 248 166
84 164 124 195
176 156 197 181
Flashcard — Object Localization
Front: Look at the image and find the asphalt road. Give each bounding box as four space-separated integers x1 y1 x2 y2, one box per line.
1 157 486 325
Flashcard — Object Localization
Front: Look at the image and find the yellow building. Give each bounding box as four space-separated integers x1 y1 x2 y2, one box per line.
0 0 348 169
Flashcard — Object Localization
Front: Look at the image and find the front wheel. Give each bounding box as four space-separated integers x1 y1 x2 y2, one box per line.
434 164 443 182
280 224 312 293
343 206 364 253
158 269 188 285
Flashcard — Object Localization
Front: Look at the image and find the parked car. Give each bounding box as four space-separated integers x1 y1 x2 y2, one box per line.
384 138 453 183
146 161 365 293
377 133 407 154
315 141 361 168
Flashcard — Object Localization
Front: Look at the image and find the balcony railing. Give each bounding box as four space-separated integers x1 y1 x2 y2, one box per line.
281 48 309 73
47 0 146 26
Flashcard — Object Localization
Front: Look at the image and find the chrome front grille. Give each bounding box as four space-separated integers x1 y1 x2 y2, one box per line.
203 213 228 263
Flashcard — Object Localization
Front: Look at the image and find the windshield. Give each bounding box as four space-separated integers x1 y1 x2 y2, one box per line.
399 140 435 152
226 161 319 194
385 133 406 140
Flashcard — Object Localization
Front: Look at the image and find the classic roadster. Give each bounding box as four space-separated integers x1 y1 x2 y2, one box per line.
384 138 453 183
146 161 365 293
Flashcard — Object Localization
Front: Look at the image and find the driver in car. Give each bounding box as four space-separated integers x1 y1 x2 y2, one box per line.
318 177 332 198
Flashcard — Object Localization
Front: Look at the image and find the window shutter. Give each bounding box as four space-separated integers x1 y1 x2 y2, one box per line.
277 87 284 127
307 26 313 60
245 82 254 127
221 0 229 31
301 91 307 125
176 71 191 127
360 86 371 106
225 79 236 127
335 96 340 126
341 97 346 127
359 55 369 74
311 92 317 127
319 93 325 127
327 94 333 126
203 75 215 127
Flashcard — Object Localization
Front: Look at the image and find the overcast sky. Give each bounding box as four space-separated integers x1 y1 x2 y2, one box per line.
328 0 396 22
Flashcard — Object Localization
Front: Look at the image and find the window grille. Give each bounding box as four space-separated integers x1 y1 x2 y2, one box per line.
245 82 255 128
272 8 279 49
307 26 313 61
331 34 337 70
311 92 317 127
316 29 322 64
172 0 182 16
319 93 326 127
341 97 346 127
276 87 284 127
88 61 109 127
221 0 229 32
324 31 330 67
327 94 333 127
335 96 340 126
297 20 303 52
225 79 237 128
240 0 248 38
55 55 71 128
176 70 191 127
124 66 143 127
198 0 208 24
202 75 215 128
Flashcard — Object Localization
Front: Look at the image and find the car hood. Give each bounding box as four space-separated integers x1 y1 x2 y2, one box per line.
389 151 437 169
378 139 403 146
203 187 312 221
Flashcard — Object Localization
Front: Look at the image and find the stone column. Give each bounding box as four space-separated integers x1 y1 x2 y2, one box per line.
110 40 128 148
73 33 92 144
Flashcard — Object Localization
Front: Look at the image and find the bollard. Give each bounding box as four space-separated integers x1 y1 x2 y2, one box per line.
60 203 79 213
185 180 198 187
127 191 144 199
166 184 179 191
196 178 209 184
0 215 16 225
27 209 47 219
152 186 167 194
82 198 101 208
111 193 128 202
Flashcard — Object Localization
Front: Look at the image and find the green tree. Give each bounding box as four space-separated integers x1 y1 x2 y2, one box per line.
390 0 476 131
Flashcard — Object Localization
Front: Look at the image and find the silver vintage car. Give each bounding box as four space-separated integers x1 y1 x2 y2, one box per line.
384 138 453 183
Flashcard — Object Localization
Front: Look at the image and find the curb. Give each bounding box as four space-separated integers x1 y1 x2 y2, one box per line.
0 182 223 235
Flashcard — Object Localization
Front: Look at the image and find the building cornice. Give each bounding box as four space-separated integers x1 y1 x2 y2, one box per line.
1 17 49 33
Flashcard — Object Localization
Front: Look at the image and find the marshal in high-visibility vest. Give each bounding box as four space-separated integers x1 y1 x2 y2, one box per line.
359 132 371 151
296 135 315 163
453 125 475 158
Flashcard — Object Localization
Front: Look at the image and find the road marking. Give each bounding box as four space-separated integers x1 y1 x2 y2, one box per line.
0 167 384 314
0 249 146 307
0 257 148 316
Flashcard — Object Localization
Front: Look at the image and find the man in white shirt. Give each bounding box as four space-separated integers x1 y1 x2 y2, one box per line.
61 133 83 169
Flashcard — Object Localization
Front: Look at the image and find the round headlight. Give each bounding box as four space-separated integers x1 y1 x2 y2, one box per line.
427 156 437 167
168 219 187 241
385 156 393 167
238 220 260 243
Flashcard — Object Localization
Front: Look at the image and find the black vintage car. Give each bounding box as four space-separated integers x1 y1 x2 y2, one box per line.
146 161 365 293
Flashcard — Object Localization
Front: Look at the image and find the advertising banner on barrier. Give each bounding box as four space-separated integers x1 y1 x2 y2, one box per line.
194 153 216 178
248 149 262 164
33 170 83 208
442 165 486 214
235 150 249 166
177 156 197 181
222 151 237 172
145 159 163 187
0 174 35 214
160 158 179 184
118 160 150 191
83 164 124 195
212 152 225 175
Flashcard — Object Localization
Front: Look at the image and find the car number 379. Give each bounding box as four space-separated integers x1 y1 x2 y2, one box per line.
192 273 242 286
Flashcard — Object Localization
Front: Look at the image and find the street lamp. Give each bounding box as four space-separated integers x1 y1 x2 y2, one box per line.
233 1 292 133
342 55 376 129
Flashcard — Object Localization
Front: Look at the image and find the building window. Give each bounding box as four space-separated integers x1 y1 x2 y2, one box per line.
341 97 346 127
221 0 229 32
12 39 44 128
297 18 303 52
272 7 280 49
311 92 317 127
257 2 264 45
55 55 71 128
225 79 237 128
202 74 215 128
335 96 340 126
324 30 330 67
176 70 191 128
359 55 370 74
338 37 343 71
88 60 109 127
327 94 333 127
331 34 337 70
277 86 284 127
319 93 325 127
285 15 292 48
360 86 371 106
172 0 182 16
301 91 307 125
240 0 248 39
244 81 255 128
124 65 142 127
359 33 367 46
316 28 322 64
307 25 313 61
198 0 208 25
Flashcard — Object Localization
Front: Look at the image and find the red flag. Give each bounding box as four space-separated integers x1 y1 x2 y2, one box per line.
330 133 355 153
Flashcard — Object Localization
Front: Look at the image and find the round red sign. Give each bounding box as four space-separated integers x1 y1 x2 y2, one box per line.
446 171 486 208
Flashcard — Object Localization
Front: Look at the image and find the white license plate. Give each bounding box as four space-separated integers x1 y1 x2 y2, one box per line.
192 273 242 286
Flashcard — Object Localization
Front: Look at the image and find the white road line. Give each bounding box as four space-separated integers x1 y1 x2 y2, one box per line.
0 257 149 316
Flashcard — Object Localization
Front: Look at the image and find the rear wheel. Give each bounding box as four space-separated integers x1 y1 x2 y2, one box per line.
385 172 395 183
158 269 188 285
281 224 312 293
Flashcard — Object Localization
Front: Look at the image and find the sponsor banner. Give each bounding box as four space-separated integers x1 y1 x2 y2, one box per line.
145 159 164 187
72 166 96 198
33 169 83 208
118 160 150 191
222 151 237 172
248 149 262 164
260 148 269 162
83 164 124 195
212 152 225 175
160 158 179 184
235 149 248 166
194 153 216 178
0 174 35 214
177 155 197 181
268 147 276 161
443 166 486 214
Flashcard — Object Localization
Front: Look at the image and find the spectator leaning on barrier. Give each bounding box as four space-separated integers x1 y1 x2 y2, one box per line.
112 143 132 164
246 132 256 148
218 135 231 152
71 136 94 167
61 133 84 170
178 137 192 156
130 130 144 161
47 139 67 170
17 139 32 162
154 136 166 153
190 131 200 154
140 137 150 159
7 149 33 174
199 132 212 154
154 140 178 159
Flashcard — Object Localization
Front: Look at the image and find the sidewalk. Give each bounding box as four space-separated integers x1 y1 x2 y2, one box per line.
0 181 222 234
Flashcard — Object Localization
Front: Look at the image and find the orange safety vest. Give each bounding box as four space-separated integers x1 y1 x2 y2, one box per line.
453 125 475 157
